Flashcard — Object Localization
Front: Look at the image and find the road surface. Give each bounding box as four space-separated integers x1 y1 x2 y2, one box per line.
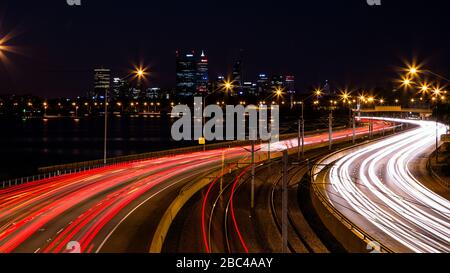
324 118 449 253
0 123 386 253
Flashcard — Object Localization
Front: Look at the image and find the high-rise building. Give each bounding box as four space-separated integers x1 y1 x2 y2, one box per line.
256 73 269 96
232 60 243 95
176 50 198 97
285 75 296 109
112 77 128 100
130 87 141 100
196 50 209 94
213 75 225 91
144 87 161 100
323 80 332 95
243 81 257 96
270 75 284 91
93 68 111 100
285 75 295 94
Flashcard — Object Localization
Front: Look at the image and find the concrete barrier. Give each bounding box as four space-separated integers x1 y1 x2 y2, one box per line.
308 131 411 253
149 124 397 253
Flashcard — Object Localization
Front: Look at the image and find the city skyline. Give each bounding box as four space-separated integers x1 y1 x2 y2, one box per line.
0 0 449 260
0 0 449 97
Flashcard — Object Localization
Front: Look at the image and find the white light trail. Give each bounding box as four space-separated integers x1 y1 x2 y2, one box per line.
328 118 450 253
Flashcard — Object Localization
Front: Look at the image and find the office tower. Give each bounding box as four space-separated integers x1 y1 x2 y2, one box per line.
270 75 285 91
144 87 161 100
323 80 332 95
256 73 269 96
196 50 209 94
94 68 111 100
232 60 243 96
243 81 257 96
112 77 127 100
176 50 197 97
130 87 141 100
285 75 295 94
285 75 295 108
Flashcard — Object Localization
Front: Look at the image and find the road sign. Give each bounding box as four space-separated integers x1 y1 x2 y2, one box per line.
441 134 450 143
198 137 206 145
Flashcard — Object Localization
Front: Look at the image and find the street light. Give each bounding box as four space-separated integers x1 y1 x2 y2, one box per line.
103 65 149 164
297 88 324 158
275 87 284 97
419 83 430 94
433 87 442 97
314 88 323 97
401 77 413 88
201 79 235 151
223 81 233 92
408 66 419 75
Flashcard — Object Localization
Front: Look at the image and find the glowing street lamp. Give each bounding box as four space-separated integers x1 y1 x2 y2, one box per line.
224 81 233 91
408 66 419 75
133 65 149 81
314 88 323 98
339 90 351 103
401 77 413 88
433 87 442 97
420 83 430 94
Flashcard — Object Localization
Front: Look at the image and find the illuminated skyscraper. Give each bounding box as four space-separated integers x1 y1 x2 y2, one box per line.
285 75 295 109
256 73 269 96
270 75 284 91
176 50 197 97
176 50 210 97
285 76 295 94
112 77 127 100
232 60 243 96
196 50 209 94
93 68 111 100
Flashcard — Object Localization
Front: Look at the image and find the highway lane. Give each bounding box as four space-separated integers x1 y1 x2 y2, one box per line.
0 149 249 253
0 123 386 253
326 118 449 253
170 126 393 253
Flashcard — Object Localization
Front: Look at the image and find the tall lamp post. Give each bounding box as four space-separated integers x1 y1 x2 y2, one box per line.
338 90 353 142
103 67 147 164
297 88 323 158
201 80 234 151
407 65 449 163
431 89 443 162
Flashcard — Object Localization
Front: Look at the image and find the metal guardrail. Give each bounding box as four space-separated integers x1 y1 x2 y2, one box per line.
309 125 407 253
0 126 350 190
427 151 450 188
1 132 311 189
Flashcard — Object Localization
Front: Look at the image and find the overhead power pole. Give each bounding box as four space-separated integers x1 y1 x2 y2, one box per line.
282 150 288 253
328 112 333 150
251 141 255 209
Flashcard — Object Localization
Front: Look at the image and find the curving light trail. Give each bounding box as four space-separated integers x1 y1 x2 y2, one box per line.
0 123 386 253
328 117 449 253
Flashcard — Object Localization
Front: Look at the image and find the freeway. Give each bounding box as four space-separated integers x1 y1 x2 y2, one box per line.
323 118 449 253
0 122 387 253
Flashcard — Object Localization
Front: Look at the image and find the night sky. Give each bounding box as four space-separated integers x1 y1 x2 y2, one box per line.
0 0 449 97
